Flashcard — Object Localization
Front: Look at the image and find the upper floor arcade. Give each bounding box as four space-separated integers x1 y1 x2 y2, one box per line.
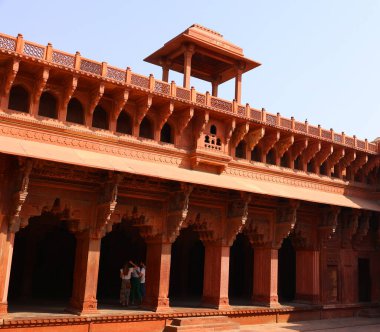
0 29 379 192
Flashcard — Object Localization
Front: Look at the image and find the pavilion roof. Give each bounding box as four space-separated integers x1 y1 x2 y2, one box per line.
144 24 261 84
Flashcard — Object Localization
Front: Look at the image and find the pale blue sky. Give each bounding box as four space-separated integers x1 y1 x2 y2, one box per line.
1 0 379 141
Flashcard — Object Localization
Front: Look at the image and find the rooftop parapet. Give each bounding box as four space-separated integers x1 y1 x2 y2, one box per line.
0 31 377 155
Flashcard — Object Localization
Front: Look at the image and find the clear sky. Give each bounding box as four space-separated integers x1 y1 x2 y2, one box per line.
1 0 379 141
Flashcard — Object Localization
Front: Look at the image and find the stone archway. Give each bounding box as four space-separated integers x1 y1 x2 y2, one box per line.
169 226 205 306
97 220 146 306
8 213 76 306
228 233 253 305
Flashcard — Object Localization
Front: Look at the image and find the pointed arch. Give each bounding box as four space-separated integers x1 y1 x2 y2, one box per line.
66 98 84 124
116 111 132 134
160 122 172 143
139 116 153 139
92 105 109 129
8 85 29 113
38 91 57 119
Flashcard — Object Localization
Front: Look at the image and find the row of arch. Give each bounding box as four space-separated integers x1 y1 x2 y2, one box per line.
8 85 173 143
8 213 296 309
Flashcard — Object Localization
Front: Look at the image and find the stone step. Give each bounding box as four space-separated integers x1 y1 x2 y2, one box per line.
163 316 240 332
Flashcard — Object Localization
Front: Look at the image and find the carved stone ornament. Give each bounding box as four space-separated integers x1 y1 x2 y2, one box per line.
353 211 371 245
243 215 271 247
318 206 341 246
166 183 194 243
340 210 360 248
8 158 34 233
273 200 299 249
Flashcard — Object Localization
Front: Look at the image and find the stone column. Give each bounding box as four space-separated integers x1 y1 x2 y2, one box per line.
234 69 243 104
211 81 219 97
162 66 169 82
252 247 279 307
0 215 15 314
68 230 101 314
144 239 172 311
183 45 194 89
295 250 320 304
201 243 230 309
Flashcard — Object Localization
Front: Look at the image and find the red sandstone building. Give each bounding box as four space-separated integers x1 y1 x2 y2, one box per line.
0 25 379 331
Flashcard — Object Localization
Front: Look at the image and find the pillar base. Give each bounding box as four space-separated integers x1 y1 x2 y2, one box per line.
66 299 98 315
141 296 171 312
252 295 280 308
201 296 230 310
0 302 7 315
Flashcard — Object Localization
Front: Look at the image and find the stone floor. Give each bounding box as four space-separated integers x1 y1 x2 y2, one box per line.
240 317 380 331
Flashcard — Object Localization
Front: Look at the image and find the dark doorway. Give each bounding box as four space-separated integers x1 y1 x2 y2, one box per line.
160 123 172 143
92 105 108 129
235 141 246 159
97 221 146 305
228 233 253 305
139 117 154 139
278 237 296 302
8 214 76 305
358 258 371 302
8 85 29 113
169 227 204 305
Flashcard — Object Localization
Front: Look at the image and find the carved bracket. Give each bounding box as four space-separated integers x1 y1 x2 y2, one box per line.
362 156 380 176
244 215 271 247
156 101 174 132
290 138 308 162
33 67 50 104
87 83 104 115
224 192 251 246
61 75 78 111
260 130 280 156
274 200 299 248
318 206 341 246
166 183 194 243
301 140 321 167
135 94 152 127
245 127 265 151
175 107 194 135
192 110 209 140
350 153 368 177
230 122 249 149
275 134 294 160
2 59 19 95
8 159 34 233
225 119 236 145
113 89 129 120
353 211 371 245
340 210 360 248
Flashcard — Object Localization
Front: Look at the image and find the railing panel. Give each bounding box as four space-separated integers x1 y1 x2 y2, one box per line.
238 105 245 116
80 58 102 75
0 35 16 51
345 136 354 147
52 51 75 68
356 140 365 150
106 66 126 82
266 113 277 126
280 117 291 129
210 97 232 112
250 109 262 121
130 73 149 89
154 80 170 94
295 121 307 133
321 129 332 139
334 133 342 143
196 93 206 104
368 143 377 152
176 87 191 100
23 42 45 59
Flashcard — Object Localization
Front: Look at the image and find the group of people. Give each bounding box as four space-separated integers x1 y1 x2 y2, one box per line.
119 260 146 307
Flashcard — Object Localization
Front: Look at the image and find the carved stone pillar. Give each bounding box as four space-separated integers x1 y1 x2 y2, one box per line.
183 45 194 89
201 243 230 309
0 215 15 314
295 250 320 303
253 247 279 306
68 229 101 314
144 238 172 311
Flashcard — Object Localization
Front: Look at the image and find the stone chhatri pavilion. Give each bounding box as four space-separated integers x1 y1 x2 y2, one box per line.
0 24 379 332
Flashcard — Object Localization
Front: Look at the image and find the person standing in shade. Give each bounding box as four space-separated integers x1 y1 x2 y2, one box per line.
139 262 146 301
129 260 141 305
119 262 133 306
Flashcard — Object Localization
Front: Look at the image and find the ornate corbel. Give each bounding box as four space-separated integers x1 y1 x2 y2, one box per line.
33 67 50 105
325 147 345 176
156 101 174 132
193 110 209 140
166 183 193 243
340 210 360 248
245 127 265 151
225 119 236 145
362 156 380 176
318 206 340 246
292 220 314 250
313 143 333 174
127 205 163 240
244 215 271 247
113 88 129 120
87 83 104 116
275 134 294 164
289 138 308 167
185 206 220 243
273 200 299 248
353 211 371 245
224 192 251 246
336 150 356 179
2 58 19 95
8 159 34 233
135 94 152 127
260 130 280 159
349 153 368 178
94 172 124 237
299 140 321 171
62 75 78 110
230 122 249 149
175 107 194 135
